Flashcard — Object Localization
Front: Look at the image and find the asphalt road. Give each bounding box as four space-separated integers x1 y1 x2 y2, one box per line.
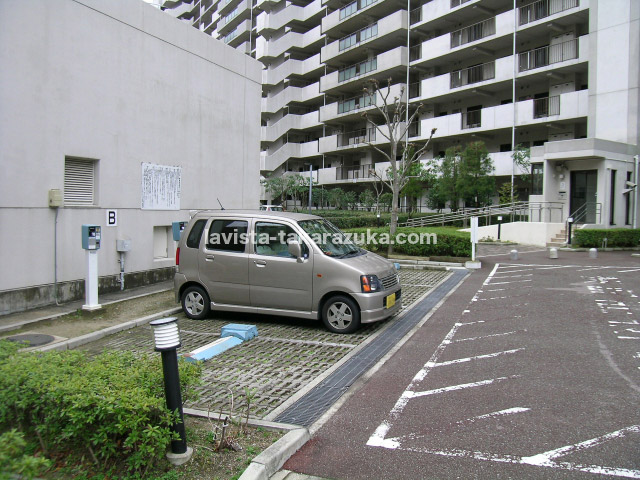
285 250 640 479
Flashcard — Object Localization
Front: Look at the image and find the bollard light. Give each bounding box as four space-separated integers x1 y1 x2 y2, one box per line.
150 317 193 465
497 215 503 241
567 216 574 245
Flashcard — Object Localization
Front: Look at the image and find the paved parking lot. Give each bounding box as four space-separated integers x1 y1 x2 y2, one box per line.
285 251 640 479
82 269 451 418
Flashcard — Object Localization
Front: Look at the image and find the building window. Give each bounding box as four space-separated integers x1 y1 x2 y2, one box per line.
531 163 543 195
64 157 96 206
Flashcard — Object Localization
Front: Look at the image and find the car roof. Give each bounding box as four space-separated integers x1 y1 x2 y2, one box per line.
190 210 321 221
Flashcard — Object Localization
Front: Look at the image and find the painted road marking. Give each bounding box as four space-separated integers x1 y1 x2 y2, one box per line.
367 262 640 477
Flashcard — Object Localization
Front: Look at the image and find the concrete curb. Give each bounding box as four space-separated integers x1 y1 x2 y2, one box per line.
238 428 310 480
558 246 640 252
0 287 173 334
35 306 181 352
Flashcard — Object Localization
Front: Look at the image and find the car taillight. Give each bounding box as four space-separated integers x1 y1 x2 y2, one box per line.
176 247 180 266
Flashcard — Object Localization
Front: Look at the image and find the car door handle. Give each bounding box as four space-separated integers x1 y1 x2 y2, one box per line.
254 260 267 267
205 255 215 262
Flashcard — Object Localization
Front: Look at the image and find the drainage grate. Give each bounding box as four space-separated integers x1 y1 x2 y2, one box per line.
274 269 468 426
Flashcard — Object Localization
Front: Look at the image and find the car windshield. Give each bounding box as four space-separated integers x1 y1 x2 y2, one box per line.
298 219 363 258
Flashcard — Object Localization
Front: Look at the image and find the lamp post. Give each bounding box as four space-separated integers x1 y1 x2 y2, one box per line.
149 317 193 465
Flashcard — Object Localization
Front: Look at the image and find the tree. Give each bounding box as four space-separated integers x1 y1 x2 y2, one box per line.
498 182 513 205
362 78 436 255
511 143 531 203
261 175 287 205
312 187 328 209
368 166 388 213
344 190 358 210
457 141 495 208
327 188 346 209
379 192 393 212
401 160 433 212
359 189 375 211
433 146 463 212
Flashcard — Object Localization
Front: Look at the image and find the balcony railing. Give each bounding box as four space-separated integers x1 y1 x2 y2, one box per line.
336 165 375 180
340 0 378 20
410 44 422 61
451 17 495 48
408 81 421 99
450 61 495 88
533 95 560 118
461 109 481 129
408 121 420 137
338 92 376 114
410 6 422 24
338 128 376 146
519 0 579 26
339 23 378 51
338 57 377 83
519 38 578 71
451 0 473 7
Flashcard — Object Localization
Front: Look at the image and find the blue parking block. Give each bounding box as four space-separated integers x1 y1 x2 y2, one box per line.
221 324 258 341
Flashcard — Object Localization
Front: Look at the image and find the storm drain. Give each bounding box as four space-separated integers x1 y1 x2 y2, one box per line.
274 269 468 427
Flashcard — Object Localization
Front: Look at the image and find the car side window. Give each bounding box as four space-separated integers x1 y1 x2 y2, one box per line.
207 219 248 252
255 222 308 258
186 219 207 248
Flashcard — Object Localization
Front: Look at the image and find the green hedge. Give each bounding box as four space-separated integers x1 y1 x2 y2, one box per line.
0 341 202 474
573 228 640 248
345 227 471 258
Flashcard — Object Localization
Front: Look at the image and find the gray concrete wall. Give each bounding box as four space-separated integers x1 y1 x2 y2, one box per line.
0 0 262 312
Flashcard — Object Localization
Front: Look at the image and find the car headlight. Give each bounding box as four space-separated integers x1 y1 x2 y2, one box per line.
361 274 382 293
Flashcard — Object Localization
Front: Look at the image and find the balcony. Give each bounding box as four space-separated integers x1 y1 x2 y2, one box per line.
412 90 587 141
262 111 321 143
262 140 320 172
338 127 376 147
412 10 513 67
450 17 496 48
221 19 251 46
410 55 513 103
256 24 322 61
336 165 375 181
519 38 579 72
262 82 322 114
320 46 407 94
262 54 322 87
320 82 405 122
533 95 560 118
321 10 407 64
216 0 250 35
519 0 580 26
322 0 383 35
256 0 322 34
451 61 495 88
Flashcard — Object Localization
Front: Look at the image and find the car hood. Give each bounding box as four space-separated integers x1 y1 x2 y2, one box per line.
340 250 397 279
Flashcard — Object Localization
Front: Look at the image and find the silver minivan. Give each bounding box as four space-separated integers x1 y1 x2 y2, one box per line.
174 211 401 333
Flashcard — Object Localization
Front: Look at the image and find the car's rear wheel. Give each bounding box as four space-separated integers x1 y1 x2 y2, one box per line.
181 285 210 320
322 295 360 334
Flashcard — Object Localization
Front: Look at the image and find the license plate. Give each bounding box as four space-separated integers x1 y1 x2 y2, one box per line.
386 293 396 309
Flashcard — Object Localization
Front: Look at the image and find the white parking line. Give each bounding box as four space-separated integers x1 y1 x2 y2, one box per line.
426 349 524 367
455 407 530 425
407 376 518 399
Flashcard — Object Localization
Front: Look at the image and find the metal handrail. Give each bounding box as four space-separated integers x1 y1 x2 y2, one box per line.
566 202 601 243
399 201 565 227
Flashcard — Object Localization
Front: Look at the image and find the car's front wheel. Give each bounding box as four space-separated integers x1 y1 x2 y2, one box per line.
181 285 210 320
321 295 361 334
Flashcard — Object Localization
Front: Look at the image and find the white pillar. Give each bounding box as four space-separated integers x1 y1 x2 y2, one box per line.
83 250 102 311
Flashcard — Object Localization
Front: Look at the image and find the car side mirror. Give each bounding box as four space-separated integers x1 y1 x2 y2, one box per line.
287 240 303 262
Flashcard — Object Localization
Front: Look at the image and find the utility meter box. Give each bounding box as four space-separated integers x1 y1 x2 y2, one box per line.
172 221 187 241
82 224 101 250
48 189 63 208
116 239 132 252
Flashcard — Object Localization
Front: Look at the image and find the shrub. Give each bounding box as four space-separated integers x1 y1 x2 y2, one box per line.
0 343 202 474
345 227 471 258
573 228 640 248
0 430 51 480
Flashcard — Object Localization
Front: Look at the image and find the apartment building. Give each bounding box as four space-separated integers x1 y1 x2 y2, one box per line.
0 0 261 313
161 0 639 226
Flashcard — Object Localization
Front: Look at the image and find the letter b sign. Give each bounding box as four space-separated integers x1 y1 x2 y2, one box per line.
106 209 117 227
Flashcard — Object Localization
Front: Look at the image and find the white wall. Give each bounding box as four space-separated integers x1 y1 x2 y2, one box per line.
464 222 565 247
0 0 262 299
